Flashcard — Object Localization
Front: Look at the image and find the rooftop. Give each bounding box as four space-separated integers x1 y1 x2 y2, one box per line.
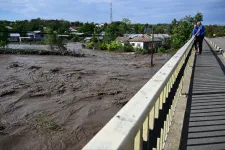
10 33 20 37
6 26 13 30
71 26 80 30
118 34 163 42
124 34 170 41
129 35 152 42
116 37 130 42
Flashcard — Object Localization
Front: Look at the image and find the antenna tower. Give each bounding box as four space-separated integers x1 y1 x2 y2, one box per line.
110 0 113 23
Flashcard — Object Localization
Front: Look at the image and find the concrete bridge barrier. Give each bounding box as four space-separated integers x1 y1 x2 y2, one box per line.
83 37 195 150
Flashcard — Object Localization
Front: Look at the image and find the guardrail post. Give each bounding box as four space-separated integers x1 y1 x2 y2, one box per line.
134 129 143 150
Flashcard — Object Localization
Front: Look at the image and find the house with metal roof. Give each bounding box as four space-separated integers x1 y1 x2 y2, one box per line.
69 26 84 35
83 36 104 43
9 33 20 42
150 34 171 44
115 37 130 44
6 26 13 30
27 30 44 41
95 23 105 28
116 34 164 50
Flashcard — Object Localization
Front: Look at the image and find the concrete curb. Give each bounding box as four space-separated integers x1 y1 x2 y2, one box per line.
205 37 225 58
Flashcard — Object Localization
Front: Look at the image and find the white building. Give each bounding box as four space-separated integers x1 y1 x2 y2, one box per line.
70 27 78 33
9 33 20 42
95 23 105 28
116 34 163 50
69 26 84 35
129 35 151 49
27 31 44 41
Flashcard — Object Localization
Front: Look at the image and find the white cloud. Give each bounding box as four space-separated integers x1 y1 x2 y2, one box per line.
0 0 46 14
0 0 224 24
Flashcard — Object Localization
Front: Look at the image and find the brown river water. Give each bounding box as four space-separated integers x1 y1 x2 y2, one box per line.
0 43 171 150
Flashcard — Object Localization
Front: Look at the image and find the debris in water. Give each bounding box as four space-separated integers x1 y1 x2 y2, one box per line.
50 67 61 73
0 89 16 97
29 65 42 70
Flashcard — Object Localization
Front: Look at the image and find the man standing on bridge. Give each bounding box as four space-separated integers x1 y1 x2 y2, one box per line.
192 25 198 52
194 22 205 55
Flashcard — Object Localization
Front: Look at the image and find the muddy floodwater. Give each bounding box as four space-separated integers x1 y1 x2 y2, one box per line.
0 44 171 150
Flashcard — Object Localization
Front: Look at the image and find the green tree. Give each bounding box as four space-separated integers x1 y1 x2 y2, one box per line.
122 18 131 24
155 25 165 33
182 15 194 25
119 18 132 34
138 24 146 33
44 27 57 50
78 22 95 34
171 12 203 49
134 24 140 33
171 21 192 49
158 46 166 53
104 22 121 43
44 27 67 51
205 25 214 37
0 25 9 48
194 12 203 23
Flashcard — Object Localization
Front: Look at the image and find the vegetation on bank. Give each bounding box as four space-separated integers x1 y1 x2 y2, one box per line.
0 25 85 57
85 41 146 53
206 25 225 38
0 24 9 48
0 48 85 57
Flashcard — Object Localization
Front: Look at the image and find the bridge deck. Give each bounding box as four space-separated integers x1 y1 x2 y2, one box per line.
180 40 225 150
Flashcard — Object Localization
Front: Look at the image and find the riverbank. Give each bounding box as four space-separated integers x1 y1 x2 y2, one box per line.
0 48 85 57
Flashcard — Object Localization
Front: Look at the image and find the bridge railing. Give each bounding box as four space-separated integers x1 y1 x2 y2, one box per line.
83 37 195 150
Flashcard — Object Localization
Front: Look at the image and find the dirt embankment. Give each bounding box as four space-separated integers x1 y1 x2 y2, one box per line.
0 47 171 150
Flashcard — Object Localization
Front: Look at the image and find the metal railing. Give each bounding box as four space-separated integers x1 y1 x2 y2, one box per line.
83 37 195 150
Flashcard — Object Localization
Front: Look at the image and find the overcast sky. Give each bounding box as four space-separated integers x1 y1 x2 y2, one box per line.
0 0 224 25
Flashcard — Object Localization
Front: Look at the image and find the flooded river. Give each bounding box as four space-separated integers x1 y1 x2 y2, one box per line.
0 45 171 150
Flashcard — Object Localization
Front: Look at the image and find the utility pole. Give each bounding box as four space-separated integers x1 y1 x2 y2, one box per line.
151 25 154 67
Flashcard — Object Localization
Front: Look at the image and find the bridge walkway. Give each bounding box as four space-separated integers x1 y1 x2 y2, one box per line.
180 40 225 150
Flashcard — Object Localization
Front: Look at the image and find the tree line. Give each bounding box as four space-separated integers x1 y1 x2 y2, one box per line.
0 12 225 50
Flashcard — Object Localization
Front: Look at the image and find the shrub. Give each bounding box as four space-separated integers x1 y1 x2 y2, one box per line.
87 42 95 49
82 44 86 48
108 41 122 51
106 43 111 51
0 25 9 48
91 37 98 43
134 47 144 54
44 27 67 51
71 35 79 42
123 43 134 52
115 45 125 52
100 42 107 50
0 41 8 48
158 46 166 53
95 42 101 50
